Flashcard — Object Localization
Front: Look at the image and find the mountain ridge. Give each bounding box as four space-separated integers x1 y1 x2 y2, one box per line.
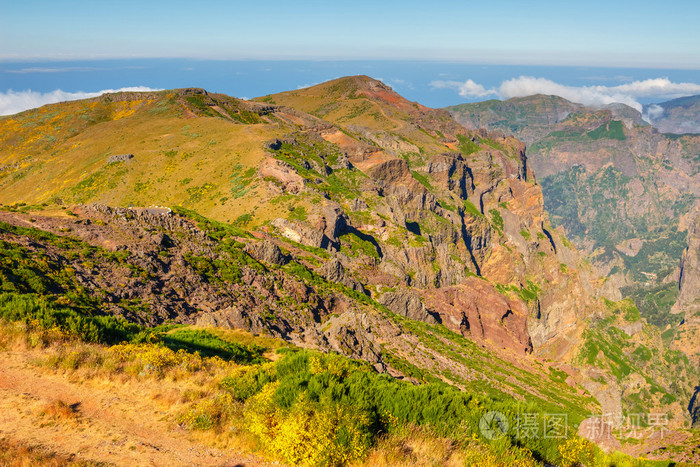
1 77 698 462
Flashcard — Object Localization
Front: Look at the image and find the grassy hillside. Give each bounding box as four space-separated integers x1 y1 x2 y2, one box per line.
0 89 288 225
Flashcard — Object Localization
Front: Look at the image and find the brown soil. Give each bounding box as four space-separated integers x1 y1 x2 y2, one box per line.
0 350 270 466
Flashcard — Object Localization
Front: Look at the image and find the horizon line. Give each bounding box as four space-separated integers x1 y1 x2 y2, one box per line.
2 55 700 71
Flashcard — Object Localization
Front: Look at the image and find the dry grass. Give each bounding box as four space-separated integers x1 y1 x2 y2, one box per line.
357 425 544 467
358 426 470 467
0 95 284 226
39 400 80 422
0 321 73 352
261 76 451 155
0 436 100 467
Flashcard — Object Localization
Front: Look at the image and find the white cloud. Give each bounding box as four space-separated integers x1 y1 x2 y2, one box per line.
643 104 665 123
431 76 700 116
498 77 643 110
431 79 495 98
5 65 148 74
0 87 162 116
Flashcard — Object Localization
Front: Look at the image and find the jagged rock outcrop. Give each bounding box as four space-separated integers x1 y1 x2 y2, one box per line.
260 158 305 193
322 311 383 367
673 208 700 316
245 240 290 266
448 95 699 333
322 257 368 295
672 207 700 365
378 289 437 324
271 218 325 249
422 277 533 355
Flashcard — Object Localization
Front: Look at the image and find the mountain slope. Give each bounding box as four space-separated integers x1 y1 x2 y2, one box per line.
0 78 698 462
0 80 602 413
645 94 700 134
448 96 700 331
259 77 699 430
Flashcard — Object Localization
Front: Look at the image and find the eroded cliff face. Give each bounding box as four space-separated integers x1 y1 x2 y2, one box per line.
448 96 700 333
0 206 599 418
672 207 700 363
261 77 598 362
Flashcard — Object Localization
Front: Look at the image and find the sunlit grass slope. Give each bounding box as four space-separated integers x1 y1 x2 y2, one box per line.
0 90 286 224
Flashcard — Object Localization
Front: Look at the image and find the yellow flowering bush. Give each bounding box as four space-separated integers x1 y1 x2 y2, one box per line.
559 436 596 467
178 392 235 431
244 381 371 466
109 343 234 374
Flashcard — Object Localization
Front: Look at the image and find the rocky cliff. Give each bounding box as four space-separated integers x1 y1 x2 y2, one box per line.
448 96 700 331
672 207 700 364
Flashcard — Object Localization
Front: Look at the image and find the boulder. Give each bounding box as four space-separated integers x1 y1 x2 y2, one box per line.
322 257 368 295
323 311 383 366
107 153 134 164
246 240 290 266
378 289 437 324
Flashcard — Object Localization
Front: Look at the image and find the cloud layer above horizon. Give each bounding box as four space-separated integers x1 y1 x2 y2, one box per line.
0 87 162 116
431 77 700 115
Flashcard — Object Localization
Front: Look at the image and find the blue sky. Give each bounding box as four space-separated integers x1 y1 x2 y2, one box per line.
2 0 699 68
2 1 700 116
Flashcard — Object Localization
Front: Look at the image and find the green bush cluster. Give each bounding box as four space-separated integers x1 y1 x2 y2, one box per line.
219 349 584 465
161 329 265 364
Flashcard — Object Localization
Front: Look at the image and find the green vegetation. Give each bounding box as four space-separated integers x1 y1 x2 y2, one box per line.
541 162 692 324
161 329 265 364
586 120 626 140
495 281 541 304
340 231 380 259
577 302 698 419
463 199 484 218
489 209 504 234
410 170 433 190
604 298 641 322
288 205 308 221
221 348 584 466
456 134 481 156
186 95 217 117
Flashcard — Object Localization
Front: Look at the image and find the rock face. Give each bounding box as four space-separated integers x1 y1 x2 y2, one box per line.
245 240 290 266
107 153 134 164
378 289 437 324
690 387 700 428
672 208 700 363
322 311 383 366
673 209 700 316
449 95 700 331
422 278 533 355
321 257 368 295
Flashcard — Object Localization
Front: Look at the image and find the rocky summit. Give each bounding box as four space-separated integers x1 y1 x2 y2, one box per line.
0 77 699 465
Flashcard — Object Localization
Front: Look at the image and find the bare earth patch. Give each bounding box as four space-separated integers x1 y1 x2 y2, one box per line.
0 350 271 466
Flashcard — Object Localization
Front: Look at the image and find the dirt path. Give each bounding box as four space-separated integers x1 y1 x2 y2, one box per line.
0 351 268 466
